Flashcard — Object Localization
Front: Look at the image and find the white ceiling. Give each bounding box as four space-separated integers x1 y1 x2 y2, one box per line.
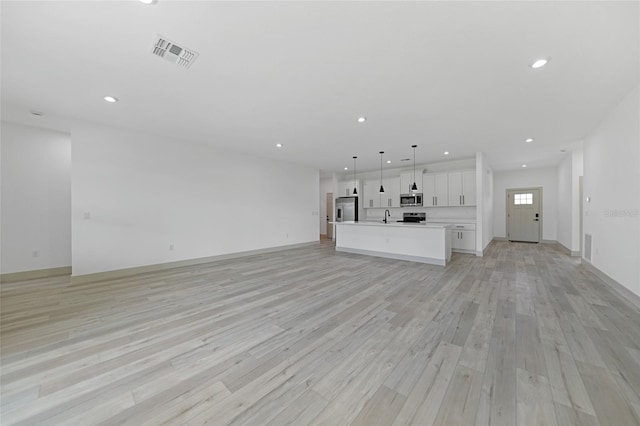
2 1 638 174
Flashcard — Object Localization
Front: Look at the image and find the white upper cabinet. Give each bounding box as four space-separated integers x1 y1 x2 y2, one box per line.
400 172 423 194
381 176 400 208
338 180 360 198
363 179 380 209
448 170 476 206
423 173 449 207
363 177 399 208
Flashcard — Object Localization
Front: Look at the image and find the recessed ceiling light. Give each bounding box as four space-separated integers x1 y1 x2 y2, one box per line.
531 58 548 69
357 117 366 123
139 0 155 4
344 167 348 170
444 151 449 155
525 138 533 143
386 160 391 164
522 164 527 168
103 96 118 103
276 143 283 148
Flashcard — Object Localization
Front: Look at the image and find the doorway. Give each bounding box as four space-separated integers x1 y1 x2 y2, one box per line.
506 188 542 243
326 192 333 240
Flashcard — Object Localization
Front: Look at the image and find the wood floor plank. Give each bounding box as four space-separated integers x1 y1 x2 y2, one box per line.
475 299 516 426
433 364 483 426
350 385 407 426
392 341 462 426
515 313 547 378
265 389 329 426
575 361 640 426
516 368 558 426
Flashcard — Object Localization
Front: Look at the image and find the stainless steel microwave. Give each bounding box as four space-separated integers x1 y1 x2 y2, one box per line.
400 193 423 207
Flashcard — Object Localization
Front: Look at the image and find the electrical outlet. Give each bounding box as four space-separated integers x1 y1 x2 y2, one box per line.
169 244 174 251
32 250 39 258
83 212 91 220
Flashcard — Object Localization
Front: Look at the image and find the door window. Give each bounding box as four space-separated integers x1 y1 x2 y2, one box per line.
514 193 533 205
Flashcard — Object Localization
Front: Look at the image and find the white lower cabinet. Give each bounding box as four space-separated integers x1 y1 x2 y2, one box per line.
450 224 476 253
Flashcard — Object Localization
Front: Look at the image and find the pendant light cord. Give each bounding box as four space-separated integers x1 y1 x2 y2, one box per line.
352 156 358 195
411 144 418 192
379 151 385 193
413 145 416 183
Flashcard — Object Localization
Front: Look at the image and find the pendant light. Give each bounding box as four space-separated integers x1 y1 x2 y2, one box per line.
379 151 385 194
411 144 418 192
352 156 358 195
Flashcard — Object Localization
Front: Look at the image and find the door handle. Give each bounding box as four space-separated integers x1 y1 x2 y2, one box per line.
463 195 465 205
459 195 462 205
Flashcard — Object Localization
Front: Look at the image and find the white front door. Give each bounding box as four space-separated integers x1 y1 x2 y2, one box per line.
507 188 541 242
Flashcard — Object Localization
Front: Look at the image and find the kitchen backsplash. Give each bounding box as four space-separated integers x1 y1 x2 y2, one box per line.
364 206 476 221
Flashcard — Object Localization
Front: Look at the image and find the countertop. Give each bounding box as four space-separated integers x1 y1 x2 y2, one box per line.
425 219 476 224
333 221 452 229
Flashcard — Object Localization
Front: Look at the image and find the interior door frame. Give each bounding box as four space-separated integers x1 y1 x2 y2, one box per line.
505 187 543 243
326 192 333 240
579 176 583 256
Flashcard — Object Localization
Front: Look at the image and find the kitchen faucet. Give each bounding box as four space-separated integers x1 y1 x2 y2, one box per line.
384 209 391 223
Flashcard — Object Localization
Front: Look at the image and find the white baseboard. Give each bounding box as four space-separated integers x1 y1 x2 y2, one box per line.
556 241 581 257
71 242 319 285
0 266 72 283
582 259 640 310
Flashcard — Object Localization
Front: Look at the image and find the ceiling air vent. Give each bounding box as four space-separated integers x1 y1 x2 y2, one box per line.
152 35 199 69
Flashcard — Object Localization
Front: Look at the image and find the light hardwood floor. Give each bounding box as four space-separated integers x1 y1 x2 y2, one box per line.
1 241 640 425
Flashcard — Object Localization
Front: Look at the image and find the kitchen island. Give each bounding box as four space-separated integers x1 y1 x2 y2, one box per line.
334 221 452 266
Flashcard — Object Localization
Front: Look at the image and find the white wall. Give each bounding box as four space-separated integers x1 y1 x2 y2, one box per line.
583 85 639 297
557 143 584 254
571 146 583 251
493 167 558 241
557 153 573 250
319 176 333 235
478 154 494 252
71 122 319 277
1 122 71 274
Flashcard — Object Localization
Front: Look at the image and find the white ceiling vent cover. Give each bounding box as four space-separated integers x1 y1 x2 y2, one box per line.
152 35 199 69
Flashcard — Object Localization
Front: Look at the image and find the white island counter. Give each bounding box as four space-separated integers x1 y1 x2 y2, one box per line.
334 221 452 266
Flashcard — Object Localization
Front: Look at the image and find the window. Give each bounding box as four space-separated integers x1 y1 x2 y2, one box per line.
514 193 533 205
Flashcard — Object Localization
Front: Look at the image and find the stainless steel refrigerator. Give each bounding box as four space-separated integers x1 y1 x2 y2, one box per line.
335 196 358 222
